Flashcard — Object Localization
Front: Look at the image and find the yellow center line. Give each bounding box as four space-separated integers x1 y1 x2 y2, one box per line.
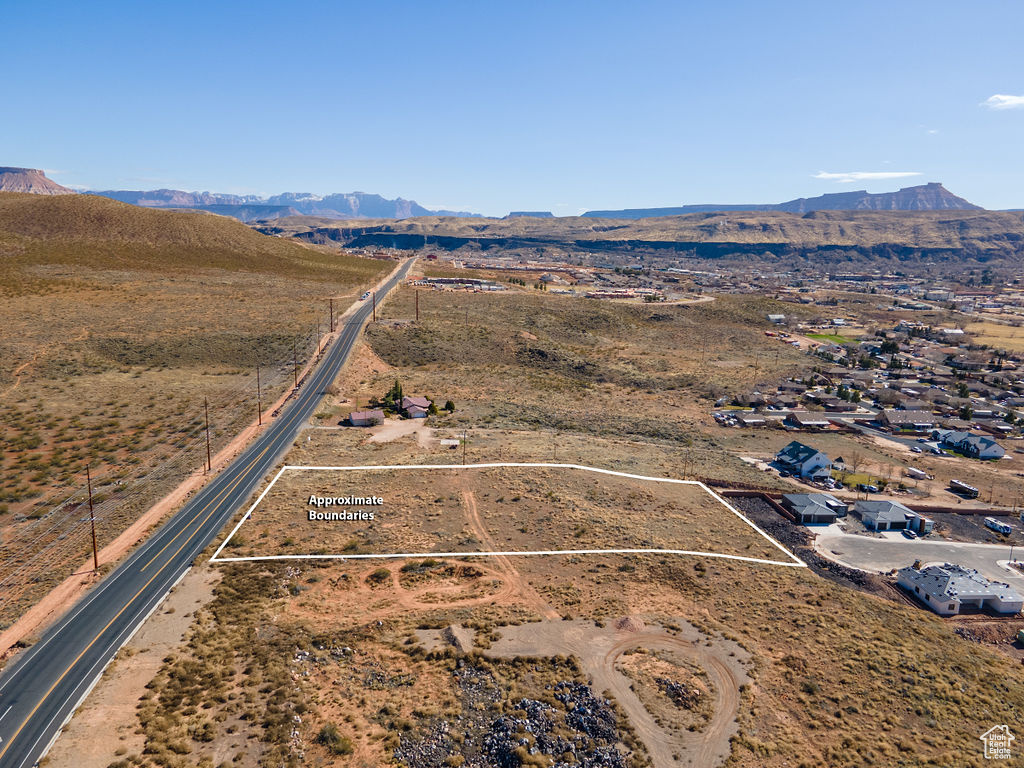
139 450 268 571
0 269 402 763
0 445 268 763
139 311 355 572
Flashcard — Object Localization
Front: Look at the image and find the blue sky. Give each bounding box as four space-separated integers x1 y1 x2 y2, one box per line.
3 1 1023 216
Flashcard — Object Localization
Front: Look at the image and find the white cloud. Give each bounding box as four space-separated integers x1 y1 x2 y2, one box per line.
982 94 1024 110
813 171 922 183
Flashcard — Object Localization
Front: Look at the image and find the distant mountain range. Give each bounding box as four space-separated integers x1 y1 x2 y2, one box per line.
582 183 981 218
86 189 480 222
0 169 994 224
0 167 76 196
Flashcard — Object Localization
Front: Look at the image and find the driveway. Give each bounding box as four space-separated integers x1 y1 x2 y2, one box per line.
814 528 1024 587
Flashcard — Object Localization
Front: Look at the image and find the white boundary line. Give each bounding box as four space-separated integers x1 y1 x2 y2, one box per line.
209 462 806 568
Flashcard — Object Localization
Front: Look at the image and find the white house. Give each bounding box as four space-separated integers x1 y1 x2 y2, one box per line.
931 429 1005 460
960 434 1005 460
897 563 1023 616
775 441 830 479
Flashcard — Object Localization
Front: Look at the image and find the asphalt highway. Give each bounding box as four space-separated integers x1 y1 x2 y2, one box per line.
0 258 412 768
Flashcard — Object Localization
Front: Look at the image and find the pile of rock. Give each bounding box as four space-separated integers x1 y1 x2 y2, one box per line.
483 683 624 768
655 676 702 709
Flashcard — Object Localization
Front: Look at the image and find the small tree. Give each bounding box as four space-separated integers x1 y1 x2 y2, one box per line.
444 400 455 412
385 379 403 408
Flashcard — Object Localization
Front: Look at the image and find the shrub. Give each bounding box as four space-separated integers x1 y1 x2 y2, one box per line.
316 723 354 755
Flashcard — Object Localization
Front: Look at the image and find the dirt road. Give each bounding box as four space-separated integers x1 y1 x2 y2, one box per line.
480 618 749 768
459 487 560 620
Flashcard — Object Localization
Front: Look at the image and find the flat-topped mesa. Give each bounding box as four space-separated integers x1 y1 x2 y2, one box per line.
0 167 76 195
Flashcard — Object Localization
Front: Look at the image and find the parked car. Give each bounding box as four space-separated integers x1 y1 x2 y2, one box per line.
910 446 923 453
916 437 928 443
930 447 943 455
360 291 371 300
902 529 918 539
857 483 879 493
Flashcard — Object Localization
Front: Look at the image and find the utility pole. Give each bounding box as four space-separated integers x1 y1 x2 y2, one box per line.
415 290 419 323
256 364 262 426
293 338 298 388
204 397 212 474
462 429 467 465
317 320 321 358
329 298 334 333
87 466 98 572
372 292 377 322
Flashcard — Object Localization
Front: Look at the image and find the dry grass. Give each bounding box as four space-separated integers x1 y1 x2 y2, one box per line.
227 465 788 563
964 320 1024 353
0 192 388 628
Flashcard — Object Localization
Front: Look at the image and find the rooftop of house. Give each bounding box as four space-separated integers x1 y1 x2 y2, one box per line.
899 563 1023 603
776 440 825 464
401 396 432 409
786 412 831 424
881 409 936 423
855 499 915 523
350 409 385 421
783 493 847 511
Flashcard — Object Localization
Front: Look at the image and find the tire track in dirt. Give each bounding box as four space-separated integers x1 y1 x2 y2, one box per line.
459 487 560 620
2 329 90 396
599 633 741 768
349 562 516 613
479 620 748 768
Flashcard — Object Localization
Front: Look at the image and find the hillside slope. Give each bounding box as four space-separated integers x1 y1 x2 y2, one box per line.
0 192 389 627
0 192 384 288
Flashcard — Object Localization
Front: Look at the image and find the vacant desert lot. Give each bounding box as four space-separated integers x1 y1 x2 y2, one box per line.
222 464 793 564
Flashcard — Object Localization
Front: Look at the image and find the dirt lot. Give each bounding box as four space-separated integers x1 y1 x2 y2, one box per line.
225 464 790 565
